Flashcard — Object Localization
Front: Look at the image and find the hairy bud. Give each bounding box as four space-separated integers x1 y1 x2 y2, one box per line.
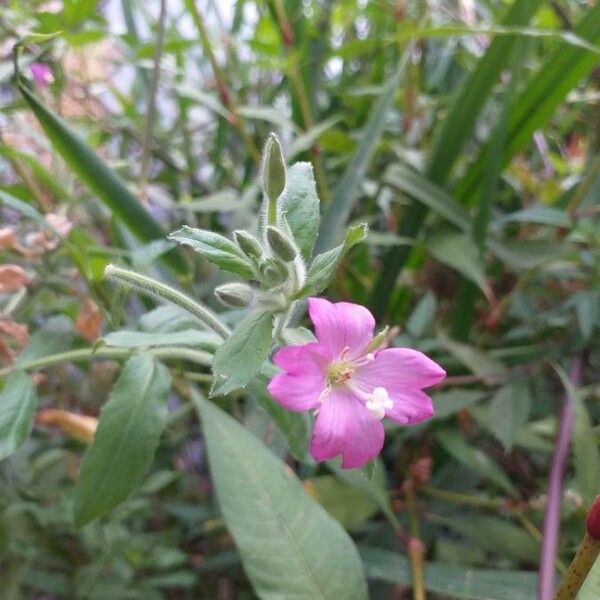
261 258 289 288
215 283 254 308
234 230 263 261
262 133 286 224
266 226 297 262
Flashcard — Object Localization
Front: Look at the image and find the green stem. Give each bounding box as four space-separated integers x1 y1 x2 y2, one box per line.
105 264 230 338
0 346 213 379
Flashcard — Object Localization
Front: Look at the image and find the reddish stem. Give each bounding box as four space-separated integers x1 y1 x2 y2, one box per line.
538 356 583 600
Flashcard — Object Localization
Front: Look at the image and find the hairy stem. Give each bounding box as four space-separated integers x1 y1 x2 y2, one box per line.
105 264 230 339
0 346 213 379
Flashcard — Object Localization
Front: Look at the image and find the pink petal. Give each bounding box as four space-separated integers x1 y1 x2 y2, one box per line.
310 388 384 469
356 348 446 390
384 388 435 425
308 297 375 359
268 343 328 411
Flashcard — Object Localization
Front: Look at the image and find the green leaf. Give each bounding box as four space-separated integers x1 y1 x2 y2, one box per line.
489 239 568 270
16 316 74 365
102 329 220 351
573 395 600 504
456 2 600 204
279 162 320 260
247 376 310 462
0 372 38 461
579 555 600 600
437 428 517 496
17 82 187 276
168 225 255 279
74 354 171 526
211 311 274 396
439 333 504 378
308 475 378 529
427 231 488 295
360 546 538 599
406 292 437 338
194 394 368 599
431 515 539 562
299 223 368 297
384 163 470 231
487 383 531 451
426 0 544 183
317 46 413 251
432 389 486 420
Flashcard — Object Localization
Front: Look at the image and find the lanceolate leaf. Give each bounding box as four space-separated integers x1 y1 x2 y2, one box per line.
316 46 413 251
0 372 38 461
278 162 320 261
360 546 537 600
456 2 600 204
194 393 368 600
299 223 368 297
169 225 255 279
17 82 188 276
211 311 274 396
74 354 171 526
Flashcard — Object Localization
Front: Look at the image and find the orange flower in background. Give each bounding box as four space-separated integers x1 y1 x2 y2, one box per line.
36 409 98 444
0 264 30 291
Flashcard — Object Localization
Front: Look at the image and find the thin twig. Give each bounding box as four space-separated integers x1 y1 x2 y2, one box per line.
139 0 168 202
404 479 426 600
538 356 583 600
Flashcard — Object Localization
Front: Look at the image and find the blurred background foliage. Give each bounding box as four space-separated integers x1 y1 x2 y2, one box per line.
1 0 600 598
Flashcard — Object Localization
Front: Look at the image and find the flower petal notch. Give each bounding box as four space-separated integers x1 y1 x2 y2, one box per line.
267 297 445 468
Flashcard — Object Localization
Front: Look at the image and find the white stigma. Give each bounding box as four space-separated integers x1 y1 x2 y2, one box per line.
365 387 393 420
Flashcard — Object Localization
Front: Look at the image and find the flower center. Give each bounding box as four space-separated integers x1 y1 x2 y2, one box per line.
365 387 393 420
327 361 355 385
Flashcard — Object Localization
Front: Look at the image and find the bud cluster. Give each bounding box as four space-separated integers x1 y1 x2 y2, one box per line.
214 134 306 313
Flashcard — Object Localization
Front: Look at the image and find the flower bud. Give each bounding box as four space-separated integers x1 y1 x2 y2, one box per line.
215 283 254 308
266 226 297 262
261 258 289 288
234 230 263 261
262 133 286 204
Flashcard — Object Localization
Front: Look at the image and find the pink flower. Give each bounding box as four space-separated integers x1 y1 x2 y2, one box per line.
30 63 54 88
268 298 446 469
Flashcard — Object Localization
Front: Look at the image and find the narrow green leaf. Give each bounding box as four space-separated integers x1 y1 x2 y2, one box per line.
0 372 38 461
426 232 488 295
426 0 544 183
211 311 274 396
316 46 413 251
439 333 504 378
431 515 538 562
17 82 187 275
168 225 255 279
487 383 531 452
74 354 171 526
360 546 538 599
432 389 486 420
102 329 221 351
383 163 470 231
299 223 368 297
279 162 320 260
194 394 368 599
456 2 600 204
437 428 517 496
